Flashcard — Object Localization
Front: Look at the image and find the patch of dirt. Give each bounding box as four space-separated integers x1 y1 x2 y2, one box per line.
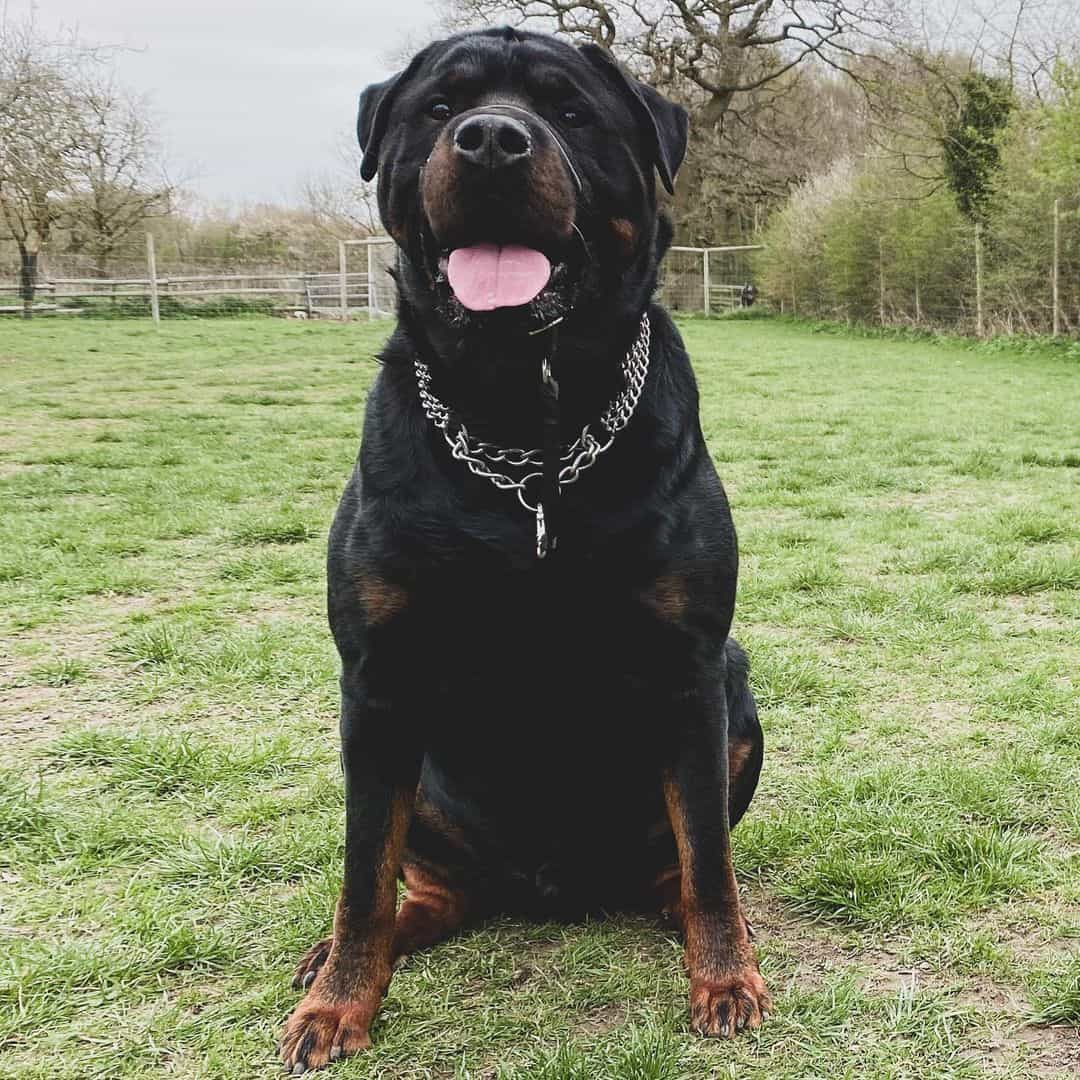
996 595 1073 636
0 678 137 754
969 1022 1080 1078
571 1001 627 1037
0 461 39 478
967 904 1080 972
743 884 858 987
0 684 64 748
7 595 156 663
1 594 164 752
746 885 1080 1075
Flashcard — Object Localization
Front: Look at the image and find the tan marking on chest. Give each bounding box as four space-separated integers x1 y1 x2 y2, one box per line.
643 574 688 622
357 574 408 624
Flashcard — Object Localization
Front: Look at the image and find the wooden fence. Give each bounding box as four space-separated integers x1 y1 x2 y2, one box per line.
0 234 399 320
0 271 376 318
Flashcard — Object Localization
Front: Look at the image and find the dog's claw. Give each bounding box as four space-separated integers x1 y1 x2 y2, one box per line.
291 938 333 993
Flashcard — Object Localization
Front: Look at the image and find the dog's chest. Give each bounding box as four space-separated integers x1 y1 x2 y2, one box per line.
404 563 699 723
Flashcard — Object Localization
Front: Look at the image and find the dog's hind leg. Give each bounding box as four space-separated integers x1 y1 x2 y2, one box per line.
392 862 470 958
724 638 763 829
292 864 470 991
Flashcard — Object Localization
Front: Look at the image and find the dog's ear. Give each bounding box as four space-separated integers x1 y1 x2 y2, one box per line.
357 46 433 182
579 44 688 195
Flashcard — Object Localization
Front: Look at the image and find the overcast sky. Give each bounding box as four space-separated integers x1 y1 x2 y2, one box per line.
6 1 439 205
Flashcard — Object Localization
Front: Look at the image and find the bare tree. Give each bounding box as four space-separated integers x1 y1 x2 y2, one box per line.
0 16 85 316
443 2 894 123
299 138 379 239
440 1 892 238
66 76 174 277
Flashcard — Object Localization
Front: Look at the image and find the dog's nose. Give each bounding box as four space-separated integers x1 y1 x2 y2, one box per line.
453 114 531 169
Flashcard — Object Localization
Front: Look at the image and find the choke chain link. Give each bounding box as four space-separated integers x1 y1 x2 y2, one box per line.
413 313 651 513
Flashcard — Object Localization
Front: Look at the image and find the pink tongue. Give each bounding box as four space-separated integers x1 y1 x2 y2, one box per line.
446 244 551 311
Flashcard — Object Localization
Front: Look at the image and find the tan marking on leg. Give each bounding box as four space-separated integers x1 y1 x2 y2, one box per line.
654 864 684 929
393 863 469 959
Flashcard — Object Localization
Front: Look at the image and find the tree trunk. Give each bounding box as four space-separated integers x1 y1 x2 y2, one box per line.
19 245 38 320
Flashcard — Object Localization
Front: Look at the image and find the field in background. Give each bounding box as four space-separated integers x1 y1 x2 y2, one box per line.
1 317 1078 1079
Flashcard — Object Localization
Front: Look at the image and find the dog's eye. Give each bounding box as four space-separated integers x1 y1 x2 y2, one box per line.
558 105 588 127
428 100 452 121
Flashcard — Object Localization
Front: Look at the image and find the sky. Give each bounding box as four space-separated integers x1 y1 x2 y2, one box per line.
5 1 440 205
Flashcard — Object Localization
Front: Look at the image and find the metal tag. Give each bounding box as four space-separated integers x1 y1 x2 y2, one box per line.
536 503 549 559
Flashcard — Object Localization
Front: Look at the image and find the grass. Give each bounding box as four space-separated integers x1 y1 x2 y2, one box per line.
1 314 1078 1078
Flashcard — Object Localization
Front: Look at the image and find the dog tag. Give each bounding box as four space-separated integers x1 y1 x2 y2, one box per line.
536 504 549 559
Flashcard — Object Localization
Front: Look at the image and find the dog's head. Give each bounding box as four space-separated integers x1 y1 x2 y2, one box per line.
357 28 687 331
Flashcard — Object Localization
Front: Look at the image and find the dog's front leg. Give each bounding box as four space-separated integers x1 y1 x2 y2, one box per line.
280 665 420 1073
663 669 771 1039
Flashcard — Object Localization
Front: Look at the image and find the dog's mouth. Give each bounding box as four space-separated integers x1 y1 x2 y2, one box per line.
429 235 583 325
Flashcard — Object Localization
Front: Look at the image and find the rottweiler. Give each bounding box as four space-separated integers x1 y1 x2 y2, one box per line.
279 26 770 1072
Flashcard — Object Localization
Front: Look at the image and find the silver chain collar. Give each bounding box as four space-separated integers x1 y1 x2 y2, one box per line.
413 312 651 516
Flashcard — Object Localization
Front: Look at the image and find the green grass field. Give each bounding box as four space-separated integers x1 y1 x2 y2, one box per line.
1 315 1078 1079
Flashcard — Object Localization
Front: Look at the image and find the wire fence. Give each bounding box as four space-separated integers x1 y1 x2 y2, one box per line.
659 246 762 315
766 196 1080 337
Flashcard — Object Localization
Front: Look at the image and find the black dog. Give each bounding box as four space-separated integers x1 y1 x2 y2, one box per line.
280 27 769 1072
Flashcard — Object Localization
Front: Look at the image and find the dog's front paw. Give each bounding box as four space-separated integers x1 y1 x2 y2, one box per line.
279 992 376 1073
689 969 771 1038
291 938 333 991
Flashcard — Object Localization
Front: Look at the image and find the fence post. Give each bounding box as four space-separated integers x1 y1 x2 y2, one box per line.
146 233 160 325
702 248 710 317
338 240 349 322
1052 198 1061 338
367 240 376 322
878 235 886 327
974 222 984 338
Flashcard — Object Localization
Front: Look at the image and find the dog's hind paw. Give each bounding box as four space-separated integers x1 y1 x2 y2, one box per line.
291 938 333 991
689 970 771 1038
